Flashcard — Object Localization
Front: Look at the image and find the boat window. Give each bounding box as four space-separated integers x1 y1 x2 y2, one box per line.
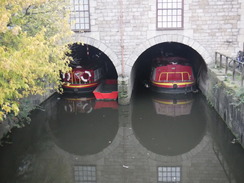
158 73 167 81
183 72 190 80
158 72 192 82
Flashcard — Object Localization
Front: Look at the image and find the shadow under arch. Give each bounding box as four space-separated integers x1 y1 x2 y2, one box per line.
125 34 213 67
131 92 209 161
125 34 212 77
126 35 211 103
46 96 121 160
66 35 121 76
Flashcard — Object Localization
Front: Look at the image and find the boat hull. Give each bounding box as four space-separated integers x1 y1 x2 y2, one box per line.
93 79 118 100
62 82 99 94
151 81 196 94
61 64 104 94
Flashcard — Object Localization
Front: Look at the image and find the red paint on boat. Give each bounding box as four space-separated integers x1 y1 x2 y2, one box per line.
93 79 118 100
61 66 103 93
150 57 196 93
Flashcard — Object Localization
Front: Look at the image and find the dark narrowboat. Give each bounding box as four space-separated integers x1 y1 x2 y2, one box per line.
61 63 103 94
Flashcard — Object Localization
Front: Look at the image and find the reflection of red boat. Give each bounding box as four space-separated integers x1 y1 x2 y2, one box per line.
61 65 103 93
61 94 118 113
63 96 96 114
94 101 118 109
93 79 118 100
150 57 196 94
152 94 193 117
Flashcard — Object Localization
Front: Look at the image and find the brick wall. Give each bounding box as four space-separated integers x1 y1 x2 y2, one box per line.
74 0 243 75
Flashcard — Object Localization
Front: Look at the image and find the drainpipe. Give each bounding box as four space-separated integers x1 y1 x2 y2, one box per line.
118 0 130 105
119 0 125 76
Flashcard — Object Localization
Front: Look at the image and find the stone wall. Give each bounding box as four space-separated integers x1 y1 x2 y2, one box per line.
201 65 244 148
70 0 243 103
77 0 243 69
0 90 55 141
190 0 242 56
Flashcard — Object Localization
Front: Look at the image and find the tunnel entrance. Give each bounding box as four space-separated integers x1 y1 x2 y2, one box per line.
68 43 118 80
132 42 207 94
61 43 118 94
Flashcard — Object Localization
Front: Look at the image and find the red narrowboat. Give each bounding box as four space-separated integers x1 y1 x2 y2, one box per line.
150 57 196 94
61 65 103 93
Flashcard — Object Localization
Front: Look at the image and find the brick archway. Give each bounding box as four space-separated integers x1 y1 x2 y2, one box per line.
69 35 120 75
115 34 213 104
124 34 213 76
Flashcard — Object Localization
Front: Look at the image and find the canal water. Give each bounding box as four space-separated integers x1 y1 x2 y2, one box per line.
0 89 244 183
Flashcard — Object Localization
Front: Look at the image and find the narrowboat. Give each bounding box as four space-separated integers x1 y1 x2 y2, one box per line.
150 57 196 94
61 63 103 93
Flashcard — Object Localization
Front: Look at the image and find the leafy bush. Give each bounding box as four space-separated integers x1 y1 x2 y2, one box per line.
0 0 73 121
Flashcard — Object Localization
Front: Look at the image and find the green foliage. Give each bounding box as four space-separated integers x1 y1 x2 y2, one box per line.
212 81 223 90
0 0 73 121
232 88 244 106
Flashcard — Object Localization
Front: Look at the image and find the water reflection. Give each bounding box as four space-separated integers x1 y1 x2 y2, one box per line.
62 95 96 114
158 166 181 182
0 92 244 183
74 165 97 183
49 94 119 156
132 93 206 156
152 93 193 116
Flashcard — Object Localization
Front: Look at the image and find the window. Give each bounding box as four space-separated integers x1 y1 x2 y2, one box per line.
158 166 181 182
70 0 90 31
157 0 183 30
74 165 96 183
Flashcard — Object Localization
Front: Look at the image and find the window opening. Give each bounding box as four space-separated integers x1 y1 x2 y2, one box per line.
70 0 90 31
157 0 183 30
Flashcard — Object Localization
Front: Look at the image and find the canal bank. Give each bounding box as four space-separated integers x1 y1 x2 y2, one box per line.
0 89 55 144
200 64 244 148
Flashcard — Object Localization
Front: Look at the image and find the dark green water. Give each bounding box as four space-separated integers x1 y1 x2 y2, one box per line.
0 90 243 183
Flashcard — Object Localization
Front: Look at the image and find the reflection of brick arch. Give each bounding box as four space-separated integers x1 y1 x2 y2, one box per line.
46 118 122 162
130 129 210 162
68 35 120 75
124 34 213 76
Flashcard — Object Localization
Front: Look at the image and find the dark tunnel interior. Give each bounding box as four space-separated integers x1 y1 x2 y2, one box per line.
132 42 207 92
67 42 208 94
68 43 118 79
